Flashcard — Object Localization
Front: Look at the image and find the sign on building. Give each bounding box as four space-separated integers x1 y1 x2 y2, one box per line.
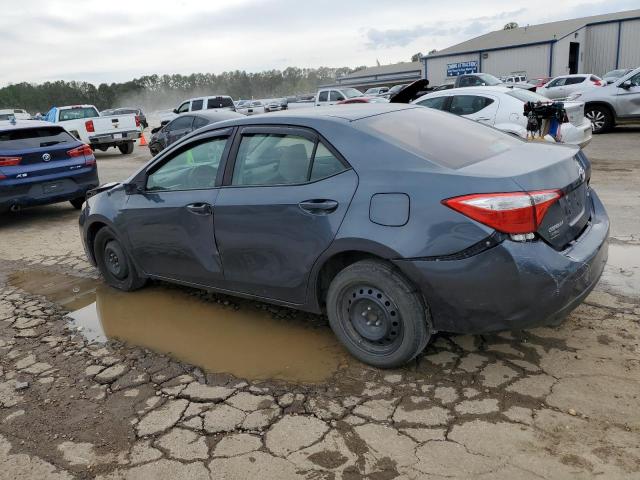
447 61 478 77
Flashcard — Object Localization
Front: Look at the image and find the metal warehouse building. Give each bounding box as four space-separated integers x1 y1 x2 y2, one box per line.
423 9 640 85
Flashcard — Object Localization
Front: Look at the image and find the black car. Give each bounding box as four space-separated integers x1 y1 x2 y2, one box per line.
102 108 148 129
148 110 242 156
1 120 98 212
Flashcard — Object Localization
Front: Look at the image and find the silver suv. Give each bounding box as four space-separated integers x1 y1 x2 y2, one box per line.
571 67 640 133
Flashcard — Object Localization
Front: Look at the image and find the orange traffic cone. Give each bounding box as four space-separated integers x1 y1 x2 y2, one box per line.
139 132 148 147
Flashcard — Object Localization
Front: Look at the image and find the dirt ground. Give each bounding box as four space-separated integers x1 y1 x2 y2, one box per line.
0 129 639 479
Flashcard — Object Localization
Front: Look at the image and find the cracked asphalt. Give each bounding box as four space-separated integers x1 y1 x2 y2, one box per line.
1 129 639 479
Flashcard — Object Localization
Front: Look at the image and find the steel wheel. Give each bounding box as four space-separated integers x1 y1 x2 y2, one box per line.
104 240 129 280
341 284 404 355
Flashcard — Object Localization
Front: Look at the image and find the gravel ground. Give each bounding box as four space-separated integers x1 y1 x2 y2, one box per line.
0 130 639 479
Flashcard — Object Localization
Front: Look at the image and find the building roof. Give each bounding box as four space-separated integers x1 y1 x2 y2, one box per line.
428 8 640 58
338 62 423 80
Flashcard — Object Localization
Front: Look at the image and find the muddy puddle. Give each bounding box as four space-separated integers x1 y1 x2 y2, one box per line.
603 243 640 299
8 269 346 383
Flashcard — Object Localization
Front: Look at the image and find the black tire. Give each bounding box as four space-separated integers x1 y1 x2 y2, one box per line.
326 259 431 368
70 197 85 210
585 105 613 134
94 227 146 291
118 142 134 155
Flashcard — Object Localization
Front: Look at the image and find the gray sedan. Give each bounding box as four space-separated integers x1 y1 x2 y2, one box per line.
79 104 609 368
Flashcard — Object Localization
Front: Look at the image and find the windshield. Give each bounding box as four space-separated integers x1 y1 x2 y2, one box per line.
477 74 503 86
344 88 363 99
604 69 628 78
506 89 552 103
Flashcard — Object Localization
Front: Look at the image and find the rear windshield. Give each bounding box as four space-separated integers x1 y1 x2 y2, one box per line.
0 126 76 150
360 107 518 169
59 107 99 121
207 97 234 109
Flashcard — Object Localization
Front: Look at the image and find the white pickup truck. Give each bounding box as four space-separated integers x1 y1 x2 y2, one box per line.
44 105 141 154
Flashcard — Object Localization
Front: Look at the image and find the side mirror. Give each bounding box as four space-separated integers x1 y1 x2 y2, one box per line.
123 181 143 195
173 109 179 114
621 80 632 89
151 127 160 134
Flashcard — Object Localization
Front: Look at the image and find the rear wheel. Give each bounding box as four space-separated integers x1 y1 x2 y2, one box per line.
326 259 431 368
94 227 146 291
585 105 613 134
118 142 134 155
70 197 85 210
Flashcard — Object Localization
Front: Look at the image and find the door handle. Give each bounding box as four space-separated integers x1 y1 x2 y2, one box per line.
299 199 338 214
186 203 212 215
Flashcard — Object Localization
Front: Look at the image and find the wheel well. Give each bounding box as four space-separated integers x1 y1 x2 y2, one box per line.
87 221 108 262
585 102 616 123
316 251 385 309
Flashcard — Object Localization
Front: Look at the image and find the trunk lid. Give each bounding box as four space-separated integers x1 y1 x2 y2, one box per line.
91 114 138 134
458 142 591 250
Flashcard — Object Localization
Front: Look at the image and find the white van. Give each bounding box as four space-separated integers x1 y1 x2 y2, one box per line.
160 95 236 124
315 87 363 106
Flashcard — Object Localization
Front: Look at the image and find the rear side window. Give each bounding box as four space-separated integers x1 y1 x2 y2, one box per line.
207 97 234 109
361 108 518 169
168 116 193 131
193 117 209 129
416 96 448 110
0 127 76 150
58 107 98 121
232 133 346 186
565 77 586 85
449 95 494 115
318 91 328 102
191 100 204 111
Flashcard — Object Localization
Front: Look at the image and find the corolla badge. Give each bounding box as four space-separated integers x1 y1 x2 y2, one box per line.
576 160 586 182
42 152 51 162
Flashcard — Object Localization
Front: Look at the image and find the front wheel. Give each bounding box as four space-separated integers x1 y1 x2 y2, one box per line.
585 105 613 134
118 142 134 155
94 227 146 291
326 259 431 368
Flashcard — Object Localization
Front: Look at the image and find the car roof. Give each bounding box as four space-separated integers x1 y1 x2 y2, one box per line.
0 119 56 131
192 110 244 121
198 104 419 131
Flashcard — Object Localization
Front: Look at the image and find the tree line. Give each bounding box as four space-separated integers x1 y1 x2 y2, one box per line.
0 66 364 114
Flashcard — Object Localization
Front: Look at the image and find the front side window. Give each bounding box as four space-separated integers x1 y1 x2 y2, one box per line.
191 99 204 111
416 96 448 110
546 78 566 88
232 133 346 186
449 95 494 115
318 91 329 102
177 102 190 113
146 137 228 191
628 73 640 87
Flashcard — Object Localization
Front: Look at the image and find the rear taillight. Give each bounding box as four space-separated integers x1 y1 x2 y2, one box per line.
442 190 562 234
67 144 96 165
135 115 141 128
85 120 95 133
0 156 22 166
592 80 602 86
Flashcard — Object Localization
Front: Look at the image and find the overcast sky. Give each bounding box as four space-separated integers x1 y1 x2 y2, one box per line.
1 0 637 86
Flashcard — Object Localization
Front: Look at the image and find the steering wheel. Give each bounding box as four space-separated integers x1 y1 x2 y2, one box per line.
186 165 217 189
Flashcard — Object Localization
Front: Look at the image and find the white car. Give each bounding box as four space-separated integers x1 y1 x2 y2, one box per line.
236 100 265 116
364 87 389 96
536 74 603 100
412 86 592 148
160 95 236 123
315 87 363 106
0 108 30 120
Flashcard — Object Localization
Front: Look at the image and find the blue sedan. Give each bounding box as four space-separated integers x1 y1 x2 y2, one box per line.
0 119 99 212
